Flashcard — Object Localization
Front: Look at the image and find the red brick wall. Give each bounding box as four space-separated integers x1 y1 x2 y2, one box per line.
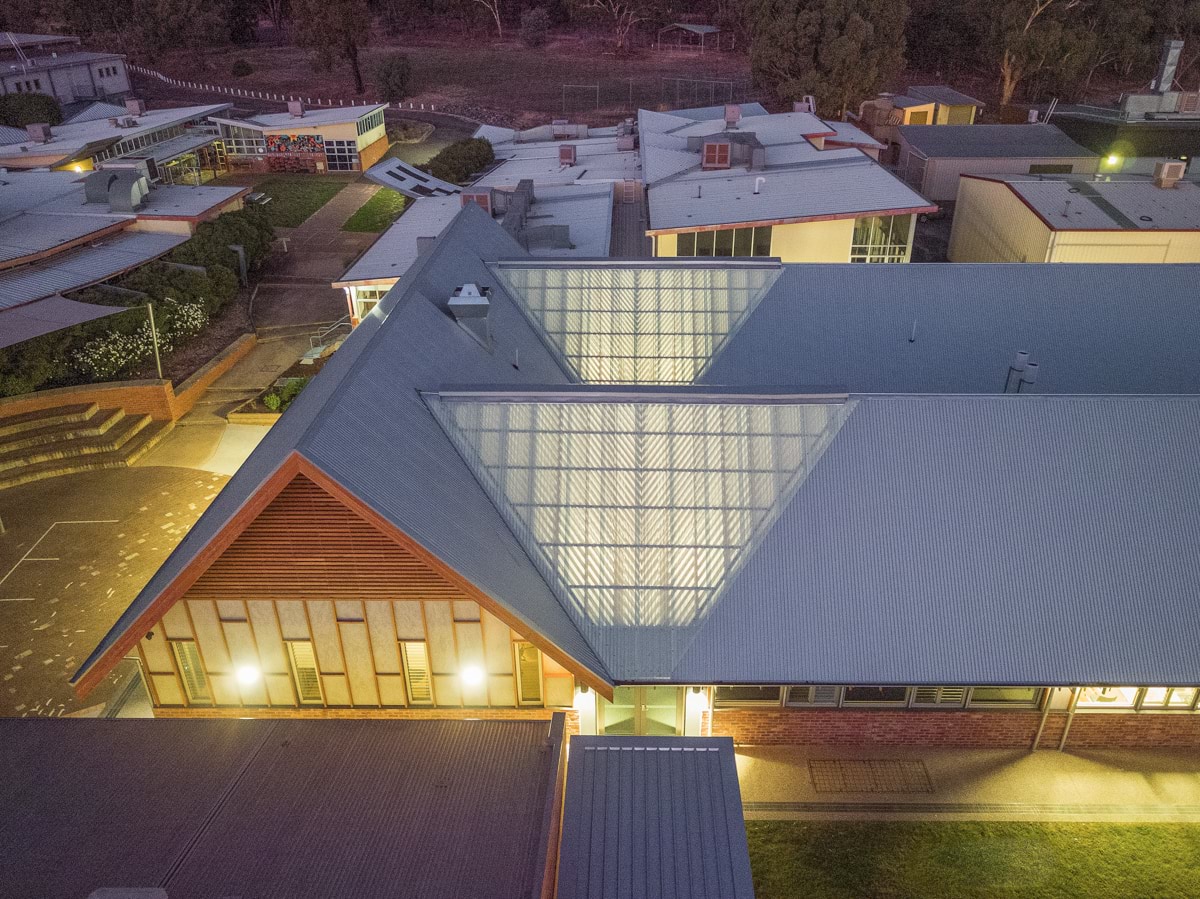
707 708 1200 749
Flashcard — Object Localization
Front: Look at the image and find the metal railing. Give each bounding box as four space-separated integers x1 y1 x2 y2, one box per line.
310 316 351 349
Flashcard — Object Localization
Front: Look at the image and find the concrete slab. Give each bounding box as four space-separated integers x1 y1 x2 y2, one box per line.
737 745 1200 821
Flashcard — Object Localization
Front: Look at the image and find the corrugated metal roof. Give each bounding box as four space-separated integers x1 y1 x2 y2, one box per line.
1 716 564 899
0 230 187 310
702 263 1200 395
557 736 754 899
75 204 611 690
63 101 130 125
0 123 28 144
978 176 1200 230
364 157 461 198
666 102 771 121
0 211 126 265
214 103 387 130
674 395 1200 686
908 85 986 108
898 123 1095 159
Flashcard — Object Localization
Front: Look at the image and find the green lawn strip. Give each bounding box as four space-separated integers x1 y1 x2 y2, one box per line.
341 188 410 233
747 821 1200 899
254 176 347 228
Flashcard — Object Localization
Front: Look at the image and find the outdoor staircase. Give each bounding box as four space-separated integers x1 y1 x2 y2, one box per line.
0 402 174 490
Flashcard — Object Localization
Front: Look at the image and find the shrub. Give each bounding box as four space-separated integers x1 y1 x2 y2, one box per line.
0 92 63 127
421 137 496 184
521 7 551 47
262 392 282 412
374 53 413 103
231 58 254 77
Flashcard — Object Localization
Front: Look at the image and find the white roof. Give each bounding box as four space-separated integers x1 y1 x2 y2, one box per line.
978 175 1200 231
0 103 231 162
336 184 614 286
214 104 386 131
473 135 640 189
639 107 934 231
824 120 886 149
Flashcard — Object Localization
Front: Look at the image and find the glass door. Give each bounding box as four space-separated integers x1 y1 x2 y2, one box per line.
600 686 683 735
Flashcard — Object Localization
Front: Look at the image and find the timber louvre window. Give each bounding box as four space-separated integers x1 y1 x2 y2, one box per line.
171 641 211 704
514 642 543 705
401 641 433 705
287 641 324 705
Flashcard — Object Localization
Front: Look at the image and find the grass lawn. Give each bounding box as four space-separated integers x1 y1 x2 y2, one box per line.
747 821 1200 899
341 186 410 233
253 176 347 228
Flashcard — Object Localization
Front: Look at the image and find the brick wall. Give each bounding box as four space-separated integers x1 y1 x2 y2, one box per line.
155 704 582 735
707 708 1200 749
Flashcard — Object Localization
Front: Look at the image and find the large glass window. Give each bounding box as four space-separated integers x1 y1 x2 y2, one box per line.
675 226 772 258
851 214 912 263
1078 686 1139 708
968 687 1043 707
714 685 783 706
843 686 909 705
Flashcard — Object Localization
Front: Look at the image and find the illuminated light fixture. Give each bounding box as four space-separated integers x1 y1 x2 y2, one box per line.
1105 154 1120 167
461 664 485 687
72 164 83 172
236 665 260 685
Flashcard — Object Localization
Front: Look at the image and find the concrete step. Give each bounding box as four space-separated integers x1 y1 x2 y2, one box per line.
0 403 99 439
0 407 126 454
0 419 174 491
0 413 152 473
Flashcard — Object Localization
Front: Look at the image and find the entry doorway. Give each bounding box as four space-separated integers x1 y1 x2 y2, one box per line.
600 686 683 735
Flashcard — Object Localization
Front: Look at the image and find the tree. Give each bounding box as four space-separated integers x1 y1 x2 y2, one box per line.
1158 0 1200 88
224 0 259 42
1075 1 1153 92
521 6 552 46
374 53 413 101
291 0 372 94
748 0 907 118
262 0 290 33
0 93 63 127
572 0 658 51
985 0 1085 107
475 0 504 36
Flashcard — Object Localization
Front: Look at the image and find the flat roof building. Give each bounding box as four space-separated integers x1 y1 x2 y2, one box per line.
72 206 1200 752
1 716 566 899
212 102 389 173
897 123 1099 202
641 104 934 263
949 172 1200 262
0 32 130 105
472 124 643 190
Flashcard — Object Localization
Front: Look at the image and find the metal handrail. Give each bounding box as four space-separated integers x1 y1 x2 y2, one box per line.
310 315 351 349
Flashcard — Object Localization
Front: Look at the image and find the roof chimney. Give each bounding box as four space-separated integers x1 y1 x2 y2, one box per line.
1153 39 1184 93
288 99 305 118
25 122 52 143
448 283 492 349
124 98 147 117
724 104 741 128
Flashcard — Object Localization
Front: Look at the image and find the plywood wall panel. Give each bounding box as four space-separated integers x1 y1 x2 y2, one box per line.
481 611 514 675
151 674 184 706
339 621 380 707
393 601 424 640
424 602 457 674
140 623 173 673
453 600 480 621
265 673 295 706
188 600 231 672
307 601 344 673
276 600 310 640
161 604 193 640
210 674 241 706
365 603 400 673
377 674 407 707
432 674 462 707
489 674 516 708
222 620 268 705
247 602 287 674
216 600 247 620
322 674 351 706
335 600 364 621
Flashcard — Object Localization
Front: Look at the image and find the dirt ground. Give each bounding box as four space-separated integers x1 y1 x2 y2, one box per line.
146 34 755 126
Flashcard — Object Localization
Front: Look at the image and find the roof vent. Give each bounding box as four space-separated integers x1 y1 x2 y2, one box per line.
552 118 571 139
793 96 816 114
559 144 577 165
724 104 741 128
288 99 305 118
1154 160 1186 189
124 98 147 117
449 283 492 350
25 122 52 143
701 140 731 169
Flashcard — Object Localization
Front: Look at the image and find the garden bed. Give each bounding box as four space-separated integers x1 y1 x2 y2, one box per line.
227 356 327 423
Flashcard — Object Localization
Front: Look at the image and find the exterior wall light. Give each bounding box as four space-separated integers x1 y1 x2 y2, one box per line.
461 665 485 687
1105 154 1121 167
236 665 260 685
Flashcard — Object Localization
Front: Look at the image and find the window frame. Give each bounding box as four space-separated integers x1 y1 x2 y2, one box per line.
400 640 434 706
513 640 544 707
170 639 212 705
286 639 325 705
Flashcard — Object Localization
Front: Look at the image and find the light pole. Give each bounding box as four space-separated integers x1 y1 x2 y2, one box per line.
145 302 163 380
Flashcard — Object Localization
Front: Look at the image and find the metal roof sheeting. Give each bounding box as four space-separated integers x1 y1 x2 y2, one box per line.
1 716 564 899
674 395 1200 686
0 230 187 310
215 103 387 131
0 211 126 265
558 736 754 899
908 85 986 108
898 123 1095 159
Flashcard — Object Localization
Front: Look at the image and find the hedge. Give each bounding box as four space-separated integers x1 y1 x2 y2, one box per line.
421 138 495 185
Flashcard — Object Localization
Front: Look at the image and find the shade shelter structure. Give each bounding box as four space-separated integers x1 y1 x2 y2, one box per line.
656 23 733 53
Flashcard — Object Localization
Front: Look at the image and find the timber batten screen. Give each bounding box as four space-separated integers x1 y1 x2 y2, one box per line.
428 394 854 677
489 261 783 384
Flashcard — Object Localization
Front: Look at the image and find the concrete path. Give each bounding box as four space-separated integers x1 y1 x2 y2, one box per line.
737 745 1200 822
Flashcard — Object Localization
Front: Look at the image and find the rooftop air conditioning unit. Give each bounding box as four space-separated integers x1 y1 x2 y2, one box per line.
552 118 570 139
724 104 741 128
288 99 305 118
559 144 577 165
25 122 52 143
124 98 147 116
793 96 816 114
1154 159 1187 188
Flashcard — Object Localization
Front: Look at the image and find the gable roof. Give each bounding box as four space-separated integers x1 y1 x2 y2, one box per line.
73 204 611 696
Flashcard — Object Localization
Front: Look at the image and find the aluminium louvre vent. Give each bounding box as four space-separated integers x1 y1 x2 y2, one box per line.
448 283 492 350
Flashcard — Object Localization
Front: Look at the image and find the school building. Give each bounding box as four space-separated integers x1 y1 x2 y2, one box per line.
212 102 389 174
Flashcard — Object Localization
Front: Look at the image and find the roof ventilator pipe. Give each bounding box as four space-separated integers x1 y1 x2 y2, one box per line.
448 283 492 350
1003 351 1030 393
754 176 765 195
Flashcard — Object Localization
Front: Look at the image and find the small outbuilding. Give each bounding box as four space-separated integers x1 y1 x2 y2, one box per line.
656 23 735 52
898 123 1099 202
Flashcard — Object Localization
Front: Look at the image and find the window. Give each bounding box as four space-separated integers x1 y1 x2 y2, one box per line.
786 685 839 706
911 686 967 707
967 687 1043 707
286 640 324 704
401 641 433 705
1078 686 1139 708
714 685 783 706
702 141 731 169
851 214 911 263
357 109 384 135
325 139 360 171
675 225 772 258
842 686 909 705
171 641 211 704
907 110 929 125
514 641 543 705
1028 163 1073 175
1142 687 1199 709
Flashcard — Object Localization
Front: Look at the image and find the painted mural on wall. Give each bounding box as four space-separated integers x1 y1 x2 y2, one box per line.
266 134 325 154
